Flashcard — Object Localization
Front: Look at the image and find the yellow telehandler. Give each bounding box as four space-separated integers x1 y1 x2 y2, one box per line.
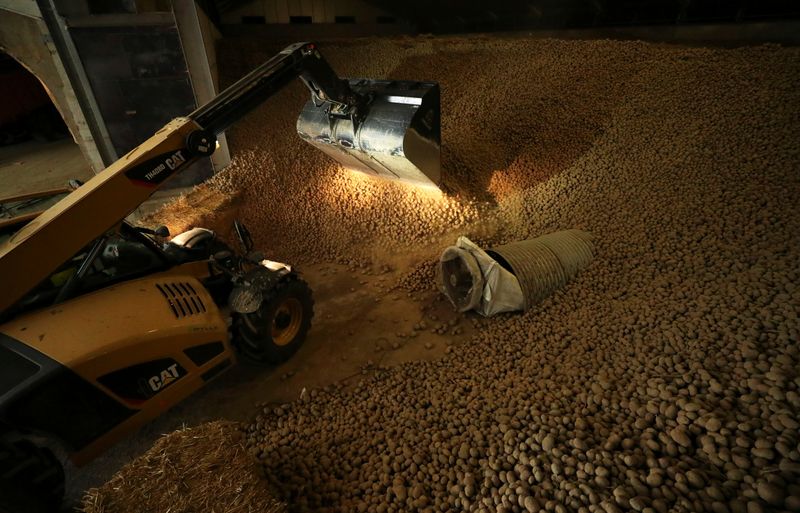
0 41 440 512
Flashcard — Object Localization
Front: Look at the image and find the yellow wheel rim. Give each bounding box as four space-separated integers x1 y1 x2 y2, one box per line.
272 297 303 346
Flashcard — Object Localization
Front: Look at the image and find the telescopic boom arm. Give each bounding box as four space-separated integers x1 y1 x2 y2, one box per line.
0 42 362 314
194 42 367 135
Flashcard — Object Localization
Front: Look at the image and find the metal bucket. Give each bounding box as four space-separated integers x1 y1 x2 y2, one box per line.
296 79 441 188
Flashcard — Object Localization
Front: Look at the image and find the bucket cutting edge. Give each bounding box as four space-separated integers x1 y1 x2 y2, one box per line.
296 79 441 188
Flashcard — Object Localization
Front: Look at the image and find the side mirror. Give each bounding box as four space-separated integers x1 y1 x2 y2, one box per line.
212 250 232 261
133 225 170 238
234 220 254 253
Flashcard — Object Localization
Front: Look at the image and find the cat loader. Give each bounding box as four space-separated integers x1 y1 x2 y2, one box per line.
0 41 441 512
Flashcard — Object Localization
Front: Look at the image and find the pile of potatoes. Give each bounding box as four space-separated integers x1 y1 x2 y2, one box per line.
210 37 800 512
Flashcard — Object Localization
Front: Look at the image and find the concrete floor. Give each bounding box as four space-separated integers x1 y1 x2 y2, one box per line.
0 139 91 196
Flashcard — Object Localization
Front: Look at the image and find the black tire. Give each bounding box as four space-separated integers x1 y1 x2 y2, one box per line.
234 274 314 364
0 434 64 513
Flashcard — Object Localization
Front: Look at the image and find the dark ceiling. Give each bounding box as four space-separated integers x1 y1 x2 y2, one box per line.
365 0 800 32
204 0 800 32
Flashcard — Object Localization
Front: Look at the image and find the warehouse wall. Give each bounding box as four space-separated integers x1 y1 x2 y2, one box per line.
68 19 215 186
0 7 104 171
197 5 221 90
223 0 390 24
173 0 230 171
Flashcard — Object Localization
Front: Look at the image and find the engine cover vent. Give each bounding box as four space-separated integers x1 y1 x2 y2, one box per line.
155 282 206 318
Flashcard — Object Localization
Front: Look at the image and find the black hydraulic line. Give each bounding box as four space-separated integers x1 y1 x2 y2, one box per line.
190 42 304 135
191 42 364 136
54 235 107 305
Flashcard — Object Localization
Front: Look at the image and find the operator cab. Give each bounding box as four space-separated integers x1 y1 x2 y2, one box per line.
4 224 167 318
2 223 228 322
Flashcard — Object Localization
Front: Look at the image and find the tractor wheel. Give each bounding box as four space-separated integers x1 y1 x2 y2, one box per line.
235 274 314 364
0 434 64 513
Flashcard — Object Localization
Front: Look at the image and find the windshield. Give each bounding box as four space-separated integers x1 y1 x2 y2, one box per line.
4 223 168 319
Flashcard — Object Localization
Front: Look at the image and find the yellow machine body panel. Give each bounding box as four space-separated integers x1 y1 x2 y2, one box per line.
0 274 234 465
1 275 226 368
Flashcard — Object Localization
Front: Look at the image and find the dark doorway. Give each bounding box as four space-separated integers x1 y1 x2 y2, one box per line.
0 52 90 202
0 53 70 146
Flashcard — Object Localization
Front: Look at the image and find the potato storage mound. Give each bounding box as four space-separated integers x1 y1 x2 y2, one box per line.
81 421 284 513
153 36 800 513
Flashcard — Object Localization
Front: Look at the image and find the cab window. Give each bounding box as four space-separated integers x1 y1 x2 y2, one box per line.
8 225 167 316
